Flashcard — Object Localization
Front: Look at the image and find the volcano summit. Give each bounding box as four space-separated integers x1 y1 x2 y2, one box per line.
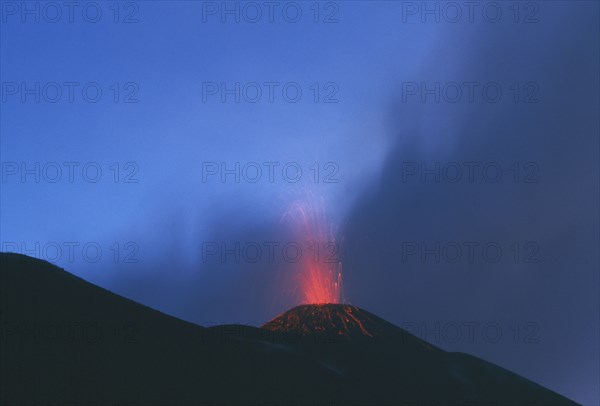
262 303 438 349
263 304 381 338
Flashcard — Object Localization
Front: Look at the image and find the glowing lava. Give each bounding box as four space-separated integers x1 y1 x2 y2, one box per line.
262 304 374 338
282 195 343 305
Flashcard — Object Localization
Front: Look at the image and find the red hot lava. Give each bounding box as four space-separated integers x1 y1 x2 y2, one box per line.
282 196 343 305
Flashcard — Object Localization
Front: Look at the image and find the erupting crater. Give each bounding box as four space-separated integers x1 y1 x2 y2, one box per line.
262 304 394 340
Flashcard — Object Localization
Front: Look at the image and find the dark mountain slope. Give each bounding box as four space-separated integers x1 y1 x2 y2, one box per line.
0 253 355 406
1 253 578 405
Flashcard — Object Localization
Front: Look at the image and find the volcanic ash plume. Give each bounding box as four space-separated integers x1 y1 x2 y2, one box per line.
282 195 343 305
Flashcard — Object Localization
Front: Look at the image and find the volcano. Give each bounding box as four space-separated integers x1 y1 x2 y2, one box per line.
261 303 579 405
1 253 578 405
262 303 438 349
263 304 380 338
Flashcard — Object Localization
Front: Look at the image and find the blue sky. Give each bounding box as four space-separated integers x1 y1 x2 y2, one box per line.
1 2 599 404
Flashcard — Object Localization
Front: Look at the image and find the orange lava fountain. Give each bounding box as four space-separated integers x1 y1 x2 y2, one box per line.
282 196 343 305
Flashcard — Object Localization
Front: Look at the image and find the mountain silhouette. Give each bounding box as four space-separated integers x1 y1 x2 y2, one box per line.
0 253 578 405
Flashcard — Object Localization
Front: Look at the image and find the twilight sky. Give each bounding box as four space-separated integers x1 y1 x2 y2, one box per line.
1 2 598 404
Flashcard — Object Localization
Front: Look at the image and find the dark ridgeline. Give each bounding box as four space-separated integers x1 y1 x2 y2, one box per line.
0 253 578 406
